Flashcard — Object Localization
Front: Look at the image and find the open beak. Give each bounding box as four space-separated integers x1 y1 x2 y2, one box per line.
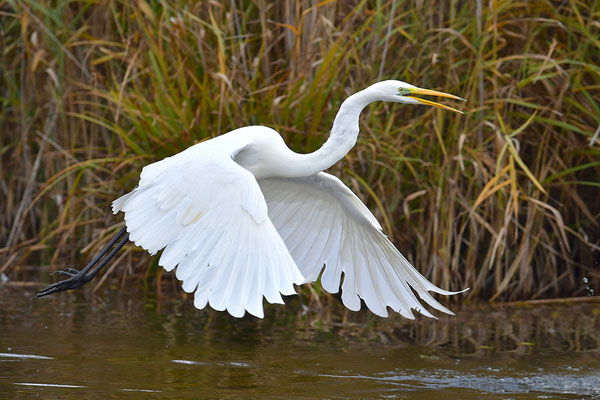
405 88 466 114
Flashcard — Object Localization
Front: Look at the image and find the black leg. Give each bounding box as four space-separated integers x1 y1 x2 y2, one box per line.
34 226 130 299
83 233 130 281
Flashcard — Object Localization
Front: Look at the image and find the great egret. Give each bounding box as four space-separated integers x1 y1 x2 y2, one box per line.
36 80 466 319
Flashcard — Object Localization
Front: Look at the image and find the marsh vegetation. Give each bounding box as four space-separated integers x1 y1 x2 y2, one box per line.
1 0 599 308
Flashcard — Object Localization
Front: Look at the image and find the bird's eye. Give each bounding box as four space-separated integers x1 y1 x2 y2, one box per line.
398 88 409 95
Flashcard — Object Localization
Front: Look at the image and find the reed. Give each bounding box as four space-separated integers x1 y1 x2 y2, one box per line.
1 0 598 304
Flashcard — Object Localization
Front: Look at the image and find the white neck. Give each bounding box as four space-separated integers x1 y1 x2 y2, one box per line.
280 87 378 177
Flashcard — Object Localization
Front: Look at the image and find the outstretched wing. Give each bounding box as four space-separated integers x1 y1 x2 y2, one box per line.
259 172 464 319
112 134 304 318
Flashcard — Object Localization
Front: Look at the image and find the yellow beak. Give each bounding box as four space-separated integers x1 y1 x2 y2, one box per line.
405 88 466 114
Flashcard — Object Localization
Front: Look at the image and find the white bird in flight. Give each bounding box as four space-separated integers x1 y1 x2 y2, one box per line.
36 80 466 319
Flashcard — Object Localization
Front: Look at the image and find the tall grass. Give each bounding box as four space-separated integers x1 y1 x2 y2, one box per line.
1 0 598 304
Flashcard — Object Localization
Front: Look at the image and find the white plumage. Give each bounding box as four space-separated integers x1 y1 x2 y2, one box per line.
260 173 459 319
40 80 466 318
111 132 304 318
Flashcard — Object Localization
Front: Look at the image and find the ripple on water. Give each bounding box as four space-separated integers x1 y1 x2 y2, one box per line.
13 383 85 388
320 368 600 397
172 359 251 367
0 352 53 360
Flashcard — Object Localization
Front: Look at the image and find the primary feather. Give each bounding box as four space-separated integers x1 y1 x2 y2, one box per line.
260 173 463 319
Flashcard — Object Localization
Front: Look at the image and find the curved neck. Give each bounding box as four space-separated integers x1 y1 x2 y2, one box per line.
282 88 377 178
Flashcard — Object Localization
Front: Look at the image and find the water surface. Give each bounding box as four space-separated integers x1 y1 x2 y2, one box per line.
1 286 598 399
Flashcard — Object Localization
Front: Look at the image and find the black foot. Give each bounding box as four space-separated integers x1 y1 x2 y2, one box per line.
34 273 92 299
34 226 130 300
64 268 81 274
52 268 81 278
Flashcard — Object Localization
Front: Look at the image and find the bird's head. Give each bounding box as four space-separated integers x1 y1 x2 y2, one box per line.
368 80 465 113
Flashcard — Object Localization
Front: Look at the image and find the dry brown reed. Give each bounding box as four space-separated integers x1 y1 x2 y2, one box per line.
1 0 599 306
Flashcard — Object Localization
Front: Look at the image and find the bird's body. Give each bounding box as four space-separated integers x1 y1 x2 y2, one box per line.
37 80 466 319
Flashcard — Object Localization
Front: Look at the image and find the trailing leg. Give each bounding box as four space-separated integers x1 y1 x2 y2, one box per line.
35 226 129 298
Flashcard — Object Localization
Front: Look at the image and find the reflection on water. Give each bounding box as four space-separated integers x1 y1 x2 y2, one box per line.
0 286 599 399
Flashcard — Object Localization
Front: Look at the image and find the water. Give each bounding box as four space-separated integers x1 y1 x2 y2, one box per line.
1 286 599 399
